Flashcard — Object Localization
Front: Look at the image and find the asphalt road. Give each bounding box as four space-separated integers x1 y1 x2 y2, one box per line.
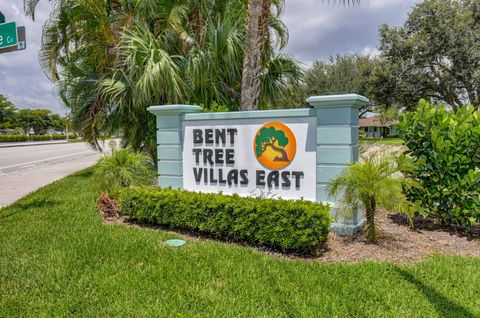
0 142 110 207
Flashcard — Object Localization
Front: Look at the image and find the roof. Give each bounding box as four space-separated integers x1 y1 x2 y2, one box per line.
359 116 399 127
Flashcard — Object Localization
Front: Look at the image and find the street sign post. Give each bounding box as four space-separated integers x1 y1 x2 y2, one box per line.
0 21 18 49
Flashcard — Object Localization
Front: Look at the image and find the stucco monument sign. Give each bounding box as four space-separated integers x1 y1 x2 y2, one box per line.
148 94 369 234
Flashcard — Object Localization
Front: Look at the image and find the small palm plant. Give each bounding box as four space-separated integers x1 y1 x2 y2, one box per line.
93 148 155 197
326 148 417 243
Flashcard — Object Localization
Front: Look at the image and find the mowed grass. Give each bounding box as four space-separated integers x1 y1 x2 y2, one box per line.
372 137 404 145
1 169 479 317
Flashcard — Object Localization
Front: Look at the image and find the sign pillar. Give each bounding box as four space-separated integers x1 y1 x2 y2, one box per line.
147 105 200 188
148 94 369 235
307 94 369 234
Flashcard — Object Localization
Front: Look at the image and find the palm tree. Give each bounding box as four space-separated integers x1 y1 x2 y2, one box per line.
240 0 360 111
326 148 416 243
25 0 300 152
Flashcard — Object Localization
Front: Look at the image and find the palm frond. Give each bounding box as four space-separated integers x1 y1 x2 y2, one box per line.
327 147 417 242
23 0 42 20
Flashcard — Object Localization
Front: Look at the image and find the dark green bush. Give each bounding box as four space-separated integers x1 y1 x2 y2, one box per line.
120 187 332 255
51 134 77 140
31 135 51 141
400 100 480 229
0 135 28 142
0 134 77 142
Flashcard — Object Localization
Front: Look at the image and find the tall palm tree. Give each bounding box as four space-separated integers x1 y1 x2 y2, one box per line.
240 0 285 110
240 0 360 111
327 148 416 243
25 0 300 152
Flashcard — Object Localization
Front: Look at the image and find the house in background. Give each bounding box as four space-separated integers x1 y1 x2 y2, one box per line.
359 116 399 138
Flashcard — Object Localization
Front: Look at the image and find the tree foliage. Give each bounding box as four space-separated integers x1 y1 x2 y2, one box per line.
371 0 480 112
14 109 65 134
0 94 17 129
25 0 300 153
275 54 380 114
302 54 378 115
0 94 67 134
400 100 480 230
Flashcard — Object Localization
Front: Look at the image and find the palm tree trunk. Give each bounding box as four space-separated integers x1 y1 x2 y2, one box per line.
240 0 270 111
364 198 378 243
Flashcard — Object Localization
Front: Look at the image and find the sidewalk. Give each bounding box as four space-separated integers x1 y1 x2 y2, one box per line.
0 152 100 207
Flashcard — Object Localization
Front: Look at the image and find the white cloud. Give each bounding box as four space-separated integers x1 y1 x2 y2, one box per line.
10 3 21 16
361 46 380 57
283 0 418 63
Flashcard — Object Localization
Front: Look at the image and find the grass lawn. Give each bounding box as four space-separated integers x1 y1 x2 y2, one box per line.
1 169 479 317
370 137 404 145
68 138 86 143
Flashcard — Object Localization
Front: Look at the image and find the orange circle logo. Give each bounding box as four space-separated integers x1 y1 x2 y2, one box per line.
253 122 296 170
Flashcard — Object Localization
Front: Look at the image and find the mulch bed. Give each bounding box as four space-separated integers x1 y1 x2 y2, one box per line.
102 208 479 264
320 212 480 264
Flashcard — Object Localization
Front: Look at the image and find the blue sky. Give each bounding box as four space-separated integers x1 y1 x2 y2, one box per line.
0 0 418 114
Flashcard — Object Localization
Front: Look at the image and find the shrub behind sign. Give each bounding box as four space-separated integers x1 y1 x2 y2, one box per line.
400 100 480 230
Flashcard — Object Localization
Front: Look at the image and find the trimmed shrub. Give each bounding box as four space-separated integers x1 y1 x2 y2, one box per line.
120 187 332 255
51 134 77 140
400 100 480 229
31 135 51 141
0 135 27 142
0 134 77 142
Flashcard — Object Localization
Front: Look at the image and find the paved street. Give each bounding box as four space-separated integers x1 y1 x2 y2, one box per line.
0 142 110 207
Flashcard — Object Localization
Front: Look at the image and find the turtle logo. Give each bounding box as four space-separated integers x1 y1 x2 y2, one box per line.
254 122 296 170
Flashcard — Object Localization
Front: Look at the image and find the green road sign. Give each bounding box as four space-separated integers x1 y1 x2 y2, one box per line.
0 26 25 54
0 12 5 24
0 22 18 49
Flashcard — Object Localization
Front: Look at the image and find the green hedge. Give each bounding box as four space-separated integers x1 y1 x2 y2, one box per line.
0 134 77 142
400 100 480 229
120 187 332 255
0 135 29 142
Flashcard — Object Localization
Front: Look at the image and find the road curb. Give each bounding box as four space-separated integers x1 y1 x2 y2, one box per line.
0 141 70 148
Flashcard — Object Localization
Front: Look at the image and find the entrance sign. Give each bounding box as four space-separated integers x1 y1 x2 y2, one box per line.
148 94 369 234
0 22 17 49
182 117 317 200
